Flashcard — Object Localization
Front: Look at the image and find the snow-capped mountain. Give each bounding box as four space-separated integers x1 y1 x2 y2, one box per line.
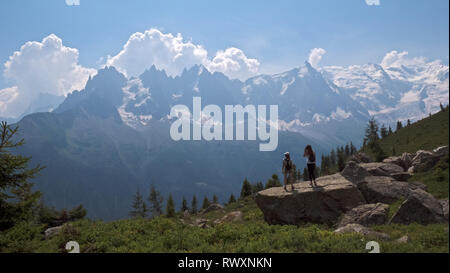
322 59 449 125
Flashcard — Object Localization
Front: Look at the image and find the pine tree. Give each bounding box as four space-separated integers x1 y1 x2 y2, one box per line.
202 196 210 209
407 119 411 126
388 126 393 135
228 193 236 204
380 124 388 138
440 102 445 111
330 149 336 168
344 144 350 158
240 178 252 198
212 194 219 204
181 196 188 212
166 194 176 217
337 148 345 172
148 185 163 218
0 122 43 230
364 117 386 162
130 190 147 218
252 181 264 193
265 174 281 189
396 120 403 131
191 195 198 214
350 142 357 155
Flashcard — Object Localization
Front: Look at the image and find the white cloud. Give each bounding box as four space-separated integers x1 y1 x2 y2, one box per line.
381 50 427 68
308 48 327 68
365 0 380 6
106 28 260 81
1 34 95 118
206 48 260 81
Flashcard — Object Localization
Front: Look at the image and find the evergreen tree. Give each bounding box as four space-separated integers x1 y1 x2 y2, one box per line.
380 124 388 138
191 195 198 214
228 193 236 204
388 126 393 135
0 122 43 230
252 181 264 193
265 174 281 189
240 178 253 198
440 102 445 111
212 194 219 204
350 142 357 155
396 120 403 131
407 119 411 126
181 196 188 212
130 190 147 218
202 196 211 209
344 144 350 158
148 185 163 218
330 149 336 168
337 148 346 171
166 194 176 218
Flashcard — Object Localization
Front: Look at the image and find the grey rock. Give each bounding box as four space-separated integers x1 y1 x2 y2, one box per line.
390 189 445 225
334 224 390 241
359 162 405 177
202 203 224 214
341 161 372 185
391 172 412 181
338 203 389 227
433 146 449 158
401 152 413 170
44 225 64 240
348 152 372 164
357 176 418 204
439 199 449 221
396 235 409 243
255 173 366 226
411 150 440 173
213 211 243 224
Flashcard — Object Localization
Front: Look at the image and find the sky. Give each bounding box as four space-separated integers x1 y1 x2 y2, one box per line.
0 0 449 117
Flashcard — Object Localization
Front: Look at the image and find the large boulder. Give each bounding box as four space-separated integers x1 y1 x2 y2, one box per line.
348 152 372 164
341 161 372 185
410 150 440 173
255 173 366 225
357 176 425 204
390 172 412 181
202 203 224 214
390 189 446 225
334 224 390 241
359 162 405 177
440 199 449 221
383 156 405 169
401 152 413 170
44 225 64 240
338 203 389 227
433 146 449 158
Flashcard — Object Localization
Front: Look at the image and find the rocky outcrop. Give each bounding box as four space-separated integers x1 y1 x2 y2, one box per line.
440 199 449 221
44 225 64 240
255 173 366 225
348 152 372 164
213 211 243 224
359 162 405 177
409 147 448 173
334 224 390 240
357 176 425 204
338 203 389 227
390 189 446 225
401 152 413 170
202 203 224 214
341 161 372 185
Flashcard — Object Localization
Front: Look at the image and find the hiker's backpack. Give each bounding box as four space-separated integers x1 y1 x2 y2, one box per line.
285 158 292 171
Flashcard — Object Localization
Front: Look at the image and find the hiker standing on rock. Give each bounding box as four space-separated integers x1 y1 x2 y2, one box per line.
304 145 317 187
282 152 295 191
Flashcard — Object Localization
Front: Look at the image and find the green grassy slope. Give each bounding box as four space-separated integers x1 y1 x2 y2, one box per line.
379 108 449 156
1 196 448 253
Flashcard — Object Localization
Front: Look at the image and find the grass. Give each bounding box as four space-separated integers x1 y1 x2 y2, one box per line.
378 108 449 157
0 196 448 253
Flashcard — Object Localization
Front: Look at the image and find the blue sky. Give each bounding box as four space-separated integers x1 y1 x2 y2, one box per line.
0 0 448 89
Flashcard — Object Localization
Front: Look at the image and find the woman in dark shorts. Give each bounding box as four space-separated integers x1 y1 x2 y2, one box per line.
304 145 317 187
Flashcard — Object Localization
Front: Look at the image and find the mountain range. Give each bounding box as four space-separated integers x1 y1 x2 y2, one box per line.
12 60 449 220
